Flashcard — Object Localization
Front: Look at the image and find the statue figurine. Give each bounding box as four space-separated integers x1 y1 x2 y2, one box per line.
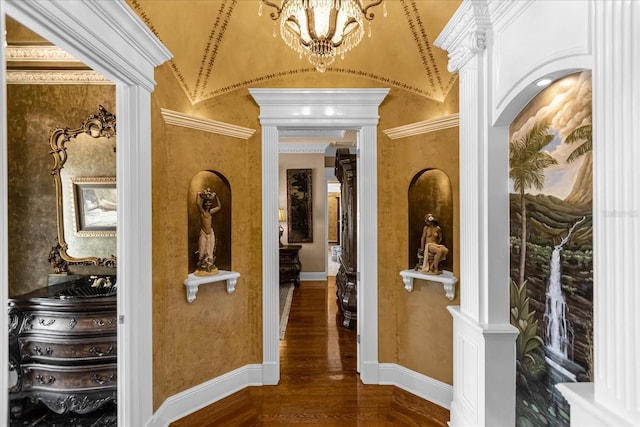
418 213 448 275
194 188 221 276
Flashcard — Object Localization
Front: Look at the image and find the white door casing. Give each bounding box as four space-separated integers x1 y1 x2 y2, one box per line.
249 88 389 385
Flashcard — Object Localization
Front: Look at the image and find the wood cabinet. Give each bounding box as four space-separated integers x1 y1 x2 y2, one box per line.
279 245 302 287
8 277 117 415
335 148 357 329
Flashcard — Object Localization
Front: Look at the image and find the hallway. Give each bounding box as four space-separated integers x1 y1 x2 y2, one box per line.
172 279 450 426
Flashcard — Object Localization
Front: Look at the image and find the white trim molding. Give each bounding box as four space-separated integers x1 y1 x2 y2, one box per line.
556 383 637 427
435 0 491 73
160 108 255 140
383 113 459 140
146 364 263 427
6 70 111 85
378 364 453 410
249 88 389 388
300 272 327 281
6 45 80 62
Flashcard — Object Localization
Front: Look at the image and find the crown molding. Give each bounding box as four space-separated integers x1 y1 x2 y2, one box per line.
6 70 112 85
383 113 459 140
160 108 255 140
279 142 330 154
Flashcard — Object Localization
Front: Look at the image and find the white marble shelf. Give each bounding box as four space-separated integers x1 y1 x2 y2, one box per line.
399 269 458 300
183 270 240 303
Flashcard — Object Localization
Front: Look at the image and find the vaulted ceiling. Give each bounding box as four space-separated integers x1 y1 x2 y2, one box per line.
5 1 461 107
125 0 460 105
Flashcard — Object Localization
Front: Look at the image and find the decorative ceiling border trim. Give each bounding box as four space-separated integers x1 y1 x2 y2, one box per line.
160 108 255 140
6 70 111 85
279 142 330 154
6 45 80 62
200 67 443 103
383 113 459 140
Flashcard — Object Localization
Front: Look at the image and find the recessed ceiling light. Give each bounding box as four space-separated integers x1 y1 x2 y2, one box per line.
536 77 553 87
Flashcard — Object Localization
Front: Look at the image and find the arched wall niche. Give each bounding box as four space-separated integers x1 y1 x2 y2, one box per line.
408 169 453 272
187 171 232 273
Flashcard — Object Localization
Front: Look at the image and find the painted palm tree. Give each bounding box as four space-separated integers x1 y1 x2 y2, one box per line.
509 121 557 286
564 88 592 163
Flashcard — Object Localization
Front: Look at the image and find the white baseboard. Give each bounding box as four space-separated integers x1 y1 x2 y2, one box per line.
300 272 327 281
379 363 453 410
146 364 263 427
146 363 451 427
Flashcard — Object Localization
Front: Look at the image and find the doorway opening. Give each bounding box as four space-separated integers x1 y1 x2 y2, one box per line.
250 88 389 385
0 2 170 426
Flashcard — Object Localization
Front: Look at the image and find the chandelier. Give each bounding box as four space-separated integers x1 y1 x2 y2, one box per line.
259 0 386 72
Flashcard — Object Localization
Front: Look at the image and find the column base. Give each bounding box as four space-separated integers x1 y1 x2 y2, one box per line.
556 383 638 427
448 306 518 427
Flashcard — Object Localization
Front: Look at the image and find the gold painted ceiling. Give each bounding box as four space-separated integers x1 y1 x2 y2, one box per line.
125 0 461 105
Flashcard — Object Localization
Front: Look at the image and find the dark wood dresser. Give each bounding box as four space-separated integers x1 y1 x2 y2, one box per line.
279 245 302 287
335 148 357 329
8 277 117 415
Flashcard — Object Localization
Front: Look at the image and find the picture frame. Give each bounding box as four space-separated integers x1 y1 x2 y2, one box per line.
286 168 313 243
72 177 117 236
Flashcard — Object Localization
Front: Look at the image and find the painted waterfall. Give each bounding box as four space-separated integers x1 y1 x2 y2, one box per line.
509 71 593 427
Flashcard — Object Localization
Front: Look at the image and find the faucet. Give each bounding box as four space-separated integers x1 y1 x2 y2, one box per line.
90 276 113 288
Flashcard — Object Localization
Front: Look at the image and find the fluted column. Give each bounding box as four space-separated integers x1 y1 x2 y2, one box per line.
261 125 280 384
435 1 517 426
558 2 640 426
593 3 640 421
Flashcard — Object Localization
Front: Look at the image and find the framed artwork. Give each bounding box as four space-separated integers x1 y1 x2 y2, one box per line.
72 177 117 236
287 168 313 243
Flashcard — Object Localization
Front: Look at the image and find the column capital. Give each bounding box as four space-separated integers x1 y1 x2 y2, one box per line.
434 0 491 74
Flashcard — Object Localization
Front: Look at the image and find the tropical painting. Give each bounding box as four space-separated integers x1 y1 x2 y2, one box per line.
509 71 593 427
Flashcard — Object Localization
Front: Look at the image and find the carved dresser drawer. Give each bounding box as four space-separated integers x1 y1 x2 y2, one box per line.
20 311 117 335
19 336 116 363
8 278 117 415
22 363 117 392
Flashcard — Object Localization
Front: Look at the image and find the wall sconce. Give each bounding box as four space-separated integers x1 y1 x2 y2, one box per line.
278 208 287 247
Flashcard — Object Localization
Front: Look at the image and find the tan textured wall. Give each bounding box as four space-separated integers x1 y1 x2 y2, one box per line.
151 63 263 409
279 154 327 273
377 88 460 385
6 84 115 296
150 62 460 408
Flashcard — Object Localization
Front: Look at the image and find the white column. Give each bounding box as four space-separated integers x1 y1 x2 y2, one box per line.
559 2 640 426
358 124 379 383
435 2 517 426
261 125 280 385
116 84 155 427
0 3 9 421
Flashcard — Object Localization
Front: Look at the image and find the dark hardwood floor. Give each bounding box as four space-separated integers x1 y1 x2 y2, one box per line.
171 278 450 426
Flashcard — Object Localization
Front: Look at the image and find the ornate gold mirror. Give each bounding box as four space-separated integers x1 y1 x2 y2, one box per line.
50 106 117 268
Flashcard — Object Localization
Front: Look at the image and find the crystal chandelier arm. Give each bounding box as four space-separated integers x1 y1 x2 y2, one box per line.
261 0 288 20
305 6 339 41
361 0 384 20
